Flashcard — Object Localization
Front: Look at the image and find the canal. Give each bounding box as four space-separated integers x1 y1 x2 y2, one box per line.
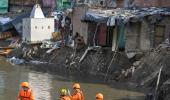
0 58 145 100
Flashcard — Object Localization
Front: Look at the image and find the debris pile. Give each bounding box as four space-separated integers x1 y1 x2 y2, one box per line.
126 40 170 100
132 43 170 85
6 40 132 79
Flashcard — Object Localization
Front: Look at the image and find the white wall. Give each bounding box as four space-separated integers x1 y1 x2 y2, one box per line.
23 18 54 42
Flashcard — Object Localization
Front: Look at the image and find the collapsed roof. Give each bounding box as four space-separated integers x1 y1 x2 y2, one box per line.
82 7 170 23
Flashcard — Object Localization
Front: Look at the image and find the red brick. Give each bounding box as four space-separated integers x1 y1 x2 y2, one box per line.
116 0 124 7
159 0 170 7
134 0 170 7
134 0 158 7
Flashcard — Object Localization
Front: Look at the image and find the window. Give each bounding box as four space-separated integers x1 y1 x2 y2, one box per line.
154 25 165 47
48 26 50 29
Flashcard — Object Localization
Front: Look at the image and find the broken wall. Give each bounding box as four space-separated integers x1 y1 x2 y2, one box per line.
154 16 170 47
125 22 142 52
125 16 170 52
139 20 152 50
125 19 154 52
72 5 89 44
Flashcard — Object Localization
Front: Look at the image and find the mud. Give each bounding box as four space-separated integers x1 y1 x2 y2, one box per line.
8 43 132 79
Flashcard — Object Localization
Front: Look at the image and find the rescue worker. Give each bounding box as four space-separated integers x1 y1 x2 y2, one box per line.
70 83 84 100
17 82 34 100
60 88 71 100
96 93 103 100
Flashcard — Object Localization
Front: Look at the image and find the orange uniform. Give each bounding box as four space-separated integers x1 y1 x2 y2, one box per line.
17 88 34 100
70 91 84 100
60 96 71 100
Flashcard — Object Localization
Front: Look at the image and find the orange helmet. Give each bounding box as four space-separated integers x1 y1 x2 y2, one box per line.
73 83 80 89
96 93 103 100
20 82 29 87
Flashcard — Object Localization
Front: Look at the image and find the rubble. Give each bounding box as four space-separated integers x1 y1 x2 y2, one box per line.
126 41 170 100
157 78 170 100
6 40 132 81
7 57 25 65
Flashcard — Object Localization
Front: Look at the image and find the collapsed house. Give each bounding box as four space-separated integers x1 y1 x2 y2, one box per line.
72 5 170 57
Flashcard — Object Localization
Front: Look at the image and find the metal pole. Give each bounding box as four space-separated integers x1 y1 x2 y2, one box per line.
154 66 163 100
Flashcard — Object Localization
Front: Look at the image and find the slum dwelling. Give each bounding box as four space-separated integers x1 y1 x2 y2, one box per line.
72 5 170 57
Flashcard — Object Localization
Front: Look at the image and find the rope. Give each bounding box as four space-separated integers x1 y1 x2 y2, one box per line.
154 66 163 100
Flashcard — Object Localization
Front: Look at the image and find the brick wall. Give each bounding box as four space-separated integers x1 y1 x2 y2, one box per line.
159 0 170 7
134 0 170 7
116 0 125 7
133 0 158 7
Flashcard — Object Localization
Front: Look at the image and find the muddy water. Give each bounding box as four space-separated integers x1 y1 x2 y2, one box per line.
0 58 145 100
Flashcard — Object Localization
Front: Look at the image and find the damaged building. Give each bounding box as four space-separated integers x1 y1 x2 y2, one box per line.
72 4 170 57
81 0 170 8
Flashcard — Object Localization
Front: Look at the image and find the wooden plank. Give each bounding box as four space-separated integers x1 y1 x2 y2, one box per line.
0 47 15 49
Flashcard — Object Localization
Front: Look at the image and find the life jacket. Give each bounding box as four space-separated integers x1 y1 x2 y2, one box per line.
72 90 85 100
61 96 71 100
79 91 84 100
19 88 32 100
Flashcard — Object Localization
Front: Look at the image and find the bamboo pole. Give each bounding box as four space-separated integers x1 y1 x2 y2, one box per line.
154 66 163 100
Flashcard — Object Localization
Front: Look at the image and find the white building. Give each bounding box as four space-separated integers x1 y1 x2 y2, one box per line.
22 4 54 42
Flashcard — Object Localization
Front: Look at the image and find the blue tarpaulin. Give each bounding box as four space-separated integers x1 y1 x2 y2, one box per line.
11 13 30 35
0 17 13 32
82 11 109 23
0 13 30 35
118 20 125 49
